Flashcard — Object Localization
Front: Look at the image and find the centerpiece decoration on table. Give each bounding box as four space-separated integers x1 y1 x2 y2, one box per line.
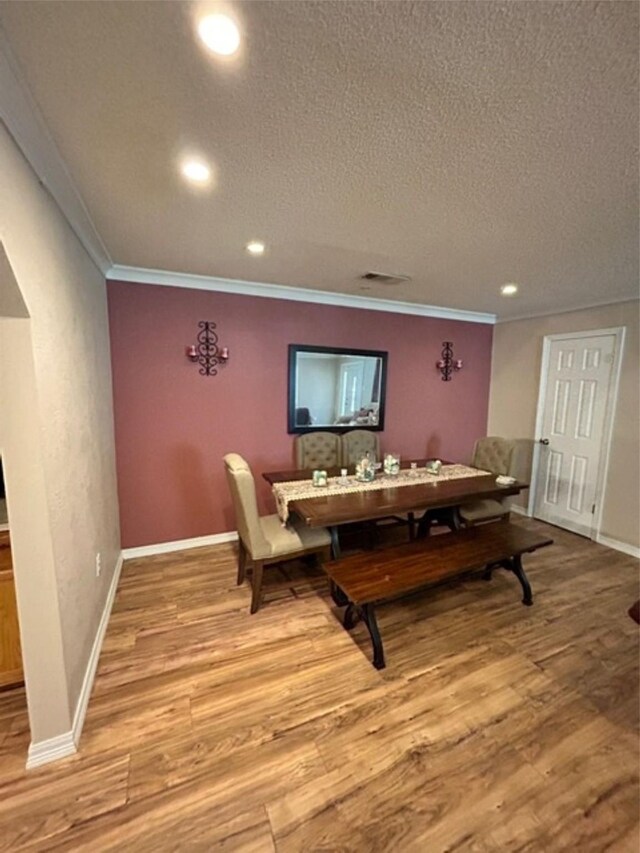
425 459 443 475
355 452 375 482
383 453 401 475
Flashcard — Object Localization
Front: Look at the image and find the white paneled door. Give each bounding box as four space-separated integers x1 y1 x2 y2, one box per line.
533 331 619 537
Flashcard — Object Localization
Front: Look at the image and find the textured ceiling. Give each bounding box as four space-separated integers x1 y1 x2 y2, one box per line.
1 0 638 319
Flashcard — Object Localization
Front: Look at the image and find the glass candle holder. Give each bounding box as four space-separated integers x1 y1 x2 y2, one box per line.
384 453 401 475
425 459 442 475
312 469 328 487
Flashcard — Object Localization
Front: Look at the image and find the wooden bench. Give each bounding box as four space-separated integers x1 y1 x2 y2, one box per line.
324 522 553 669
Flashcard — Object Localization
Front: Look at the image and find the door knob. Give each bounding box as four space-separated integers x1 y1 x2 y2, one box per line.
539 438 550 446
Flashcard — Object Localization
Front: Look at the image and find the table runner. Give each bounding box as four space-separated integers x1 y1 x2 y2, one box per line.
273 464 490 523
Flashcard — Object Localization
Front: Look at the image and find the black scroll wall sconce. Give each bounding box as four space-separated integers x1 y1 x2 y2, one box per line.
436 341 463 381
185 321 229 376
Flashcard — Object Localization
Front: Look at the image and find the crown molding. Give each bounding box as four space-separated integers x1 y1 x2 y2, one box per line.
0 26 111 274
496 295 640 324
107 265 497 325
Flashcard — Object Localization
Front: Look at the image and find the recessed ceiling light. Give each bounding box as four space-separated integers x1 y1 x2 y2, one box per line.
181 158 211 185
246 241 265 256
198 14 240 56
500 283 519 296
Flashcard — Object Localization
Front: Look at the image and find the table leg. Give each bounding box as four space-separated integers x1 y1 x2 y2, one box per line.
449 506 462 531
328 526 348 605
329 525 341 560
509 554 533 606
408 512 416 541
362 603 385 670
416 512 431 538
417 506 461 537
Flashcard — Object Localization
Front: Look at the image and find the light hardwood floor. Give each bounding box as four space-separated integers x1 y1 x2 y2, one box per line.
0 518 638 851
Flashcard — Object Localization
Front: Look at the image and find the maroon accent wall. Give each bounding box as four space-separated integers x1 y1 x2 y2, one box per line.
107 281 493 548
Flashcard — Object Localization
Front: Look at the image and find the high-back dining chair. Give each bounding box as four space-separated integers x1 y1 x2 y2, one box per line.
294 432 342 469
224 453 331 613
295 407 312 426
459 436 519 526
341 430 380 466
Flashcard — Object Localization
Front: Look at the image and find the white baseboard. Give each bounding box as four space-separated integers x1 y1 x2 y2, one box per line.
510 504 530 517
70 551 124 742
512 506 639 558
595 534 640 559
26 551 124 770
121 530 238 560
26 731 76 769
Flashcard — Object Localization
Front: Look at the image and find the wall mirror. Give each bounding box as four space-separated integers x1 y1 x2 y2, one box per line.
288 345 387 433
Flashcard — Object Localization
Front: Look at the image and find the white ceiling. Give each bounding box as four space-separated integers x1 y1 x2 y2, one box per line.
1 0 638 320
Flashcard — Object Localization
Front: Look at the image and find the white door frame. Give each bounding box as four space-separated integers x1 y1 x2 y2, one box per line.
528 326 626 541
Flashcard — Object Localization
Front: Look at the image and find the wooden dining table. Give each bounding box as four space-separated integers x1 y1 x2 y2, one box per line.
263 459 528 559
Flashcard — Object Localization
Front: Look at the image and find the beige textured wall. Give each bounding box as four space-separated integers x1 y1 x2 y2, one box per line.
0 320 73 741
0 126 120 743
0 243 28 317
488 301 640 549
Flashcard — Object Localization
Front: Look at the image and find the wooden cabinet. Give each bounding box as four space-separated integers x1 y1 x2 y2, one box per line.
0 532 23 689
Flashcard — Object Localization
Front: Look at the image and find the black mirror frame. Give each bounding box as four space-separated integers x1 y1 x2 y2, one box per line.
287 344 388 434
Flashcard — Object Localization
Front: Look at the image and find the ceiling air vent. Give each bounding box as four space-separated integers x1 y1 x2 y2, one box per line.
360 271 411 285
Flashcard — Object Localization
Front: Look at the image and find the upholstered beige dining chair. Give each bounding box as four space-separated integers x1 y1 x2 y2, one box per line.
341 430 380 466
459 436 520 526
294 432 342 469
224 454 332 613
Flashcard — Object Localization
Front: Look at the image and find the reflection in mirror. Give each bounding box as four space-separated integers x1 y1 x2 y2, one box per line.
288 345 387 433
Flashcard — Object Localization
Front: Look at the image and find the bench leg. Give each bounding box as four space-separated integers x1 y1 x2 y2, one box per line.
362 604 385 670
510 555 533 606
483 558 512 581
330 580 349 607
343 602 361 629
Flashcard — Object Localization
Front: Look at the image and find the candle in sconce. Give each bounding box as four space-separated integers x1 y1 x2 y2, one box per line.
186 345 198 359
455 359 463 370
220 347 229 360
